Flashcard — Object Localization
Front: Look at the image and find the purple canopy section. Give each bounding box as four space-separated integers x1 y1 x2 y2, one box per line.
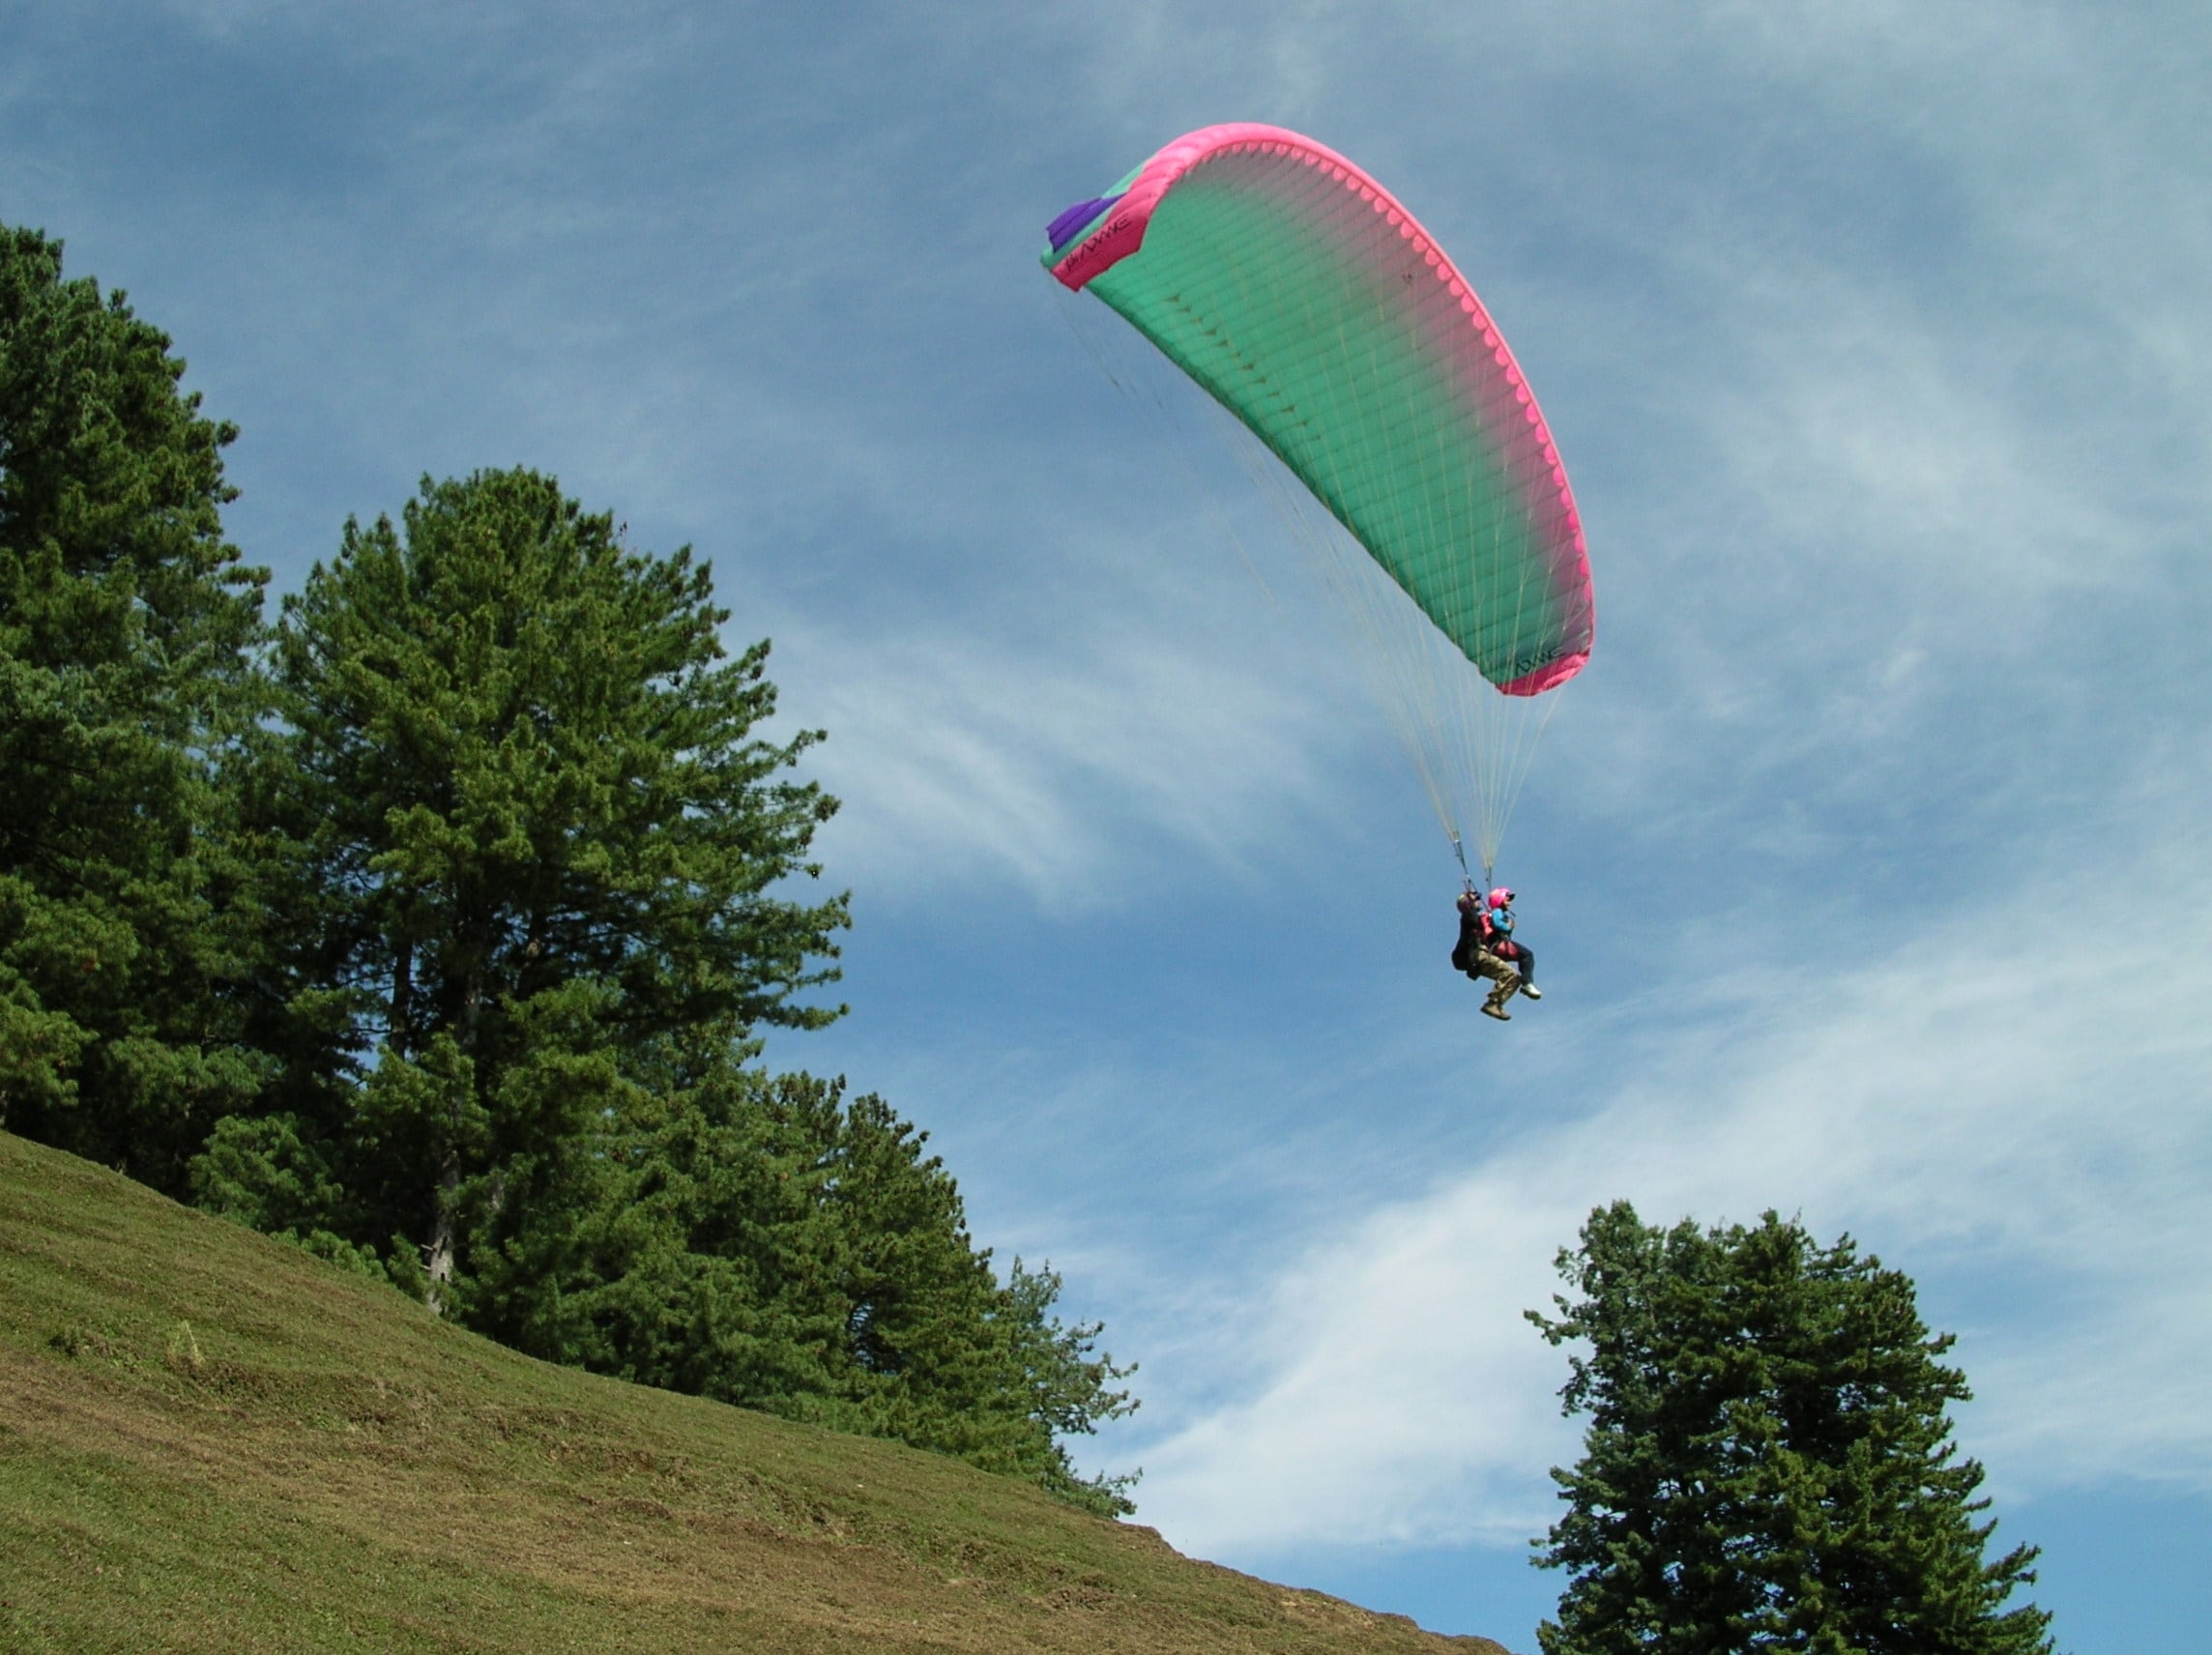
1046 194 1123 255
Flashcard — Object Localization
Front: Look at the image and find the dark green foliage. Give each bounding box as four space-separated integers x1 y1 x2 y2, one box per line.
1 230 1138 1514
1529 1202 2056 1655
0 226 271 1190
188 1110 389 1278
254 468 850 1302
465 1065 1141 1515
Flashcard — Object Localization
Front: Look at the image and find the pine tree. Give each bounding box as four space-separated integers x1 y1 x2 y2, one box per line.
0 225 271 1190
1529 1202 2056 1655
251 469 847 1306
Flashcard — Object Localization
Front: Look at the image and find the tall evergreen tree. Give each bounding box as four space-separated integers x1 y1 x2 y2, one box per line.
1529 1203 2055 1655
254 469 846 1304
0 226 270 1190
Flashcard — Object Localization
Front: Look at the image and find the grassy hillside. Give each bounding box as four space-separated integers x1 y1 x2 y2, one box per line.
0 1131 1509 1654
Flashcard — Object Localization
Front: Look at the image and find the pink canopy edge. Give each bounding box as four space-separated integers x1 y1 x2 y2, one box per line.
1499 652 1587 698
1050 122 1592 696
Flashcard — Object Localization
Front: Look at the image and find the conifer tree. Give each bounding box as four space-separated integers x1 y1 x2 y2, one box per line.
0 226 270 1190
255 469 847 1305
1530 1202 2055 1655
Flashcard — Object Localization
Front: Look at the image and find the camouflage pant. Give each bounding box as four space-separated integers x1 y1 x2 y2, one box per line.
1469 950 1521 1008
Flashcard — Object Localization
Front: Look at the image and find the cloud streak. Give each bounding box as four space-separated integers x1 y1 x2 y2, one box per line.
771 543 1361 909
1129 826 2212 1553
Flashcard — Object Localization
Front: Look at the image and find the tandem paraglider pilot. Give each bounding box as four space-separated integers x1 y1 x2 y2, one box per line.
1452 886 1538 1022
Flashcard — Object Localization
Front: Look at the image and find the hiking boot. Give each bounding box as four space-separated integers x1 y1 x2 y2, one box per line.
1520 984 1542 1001
1481 1002 1511 1021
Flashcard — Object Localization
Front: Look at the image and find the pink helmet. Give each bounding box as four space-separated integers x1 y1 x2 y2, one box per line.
1488 887 1514 908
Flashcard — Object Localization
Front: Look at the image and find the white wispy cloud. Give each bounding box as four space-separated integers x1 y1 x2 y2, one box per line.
771 545 1362 909
1128 823 2212 1553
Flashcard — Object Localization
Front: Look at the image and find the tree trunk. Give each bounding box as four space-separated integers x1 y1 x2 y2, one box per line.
423 951 487 1317
423 1147 460 1316
391 937 413 1056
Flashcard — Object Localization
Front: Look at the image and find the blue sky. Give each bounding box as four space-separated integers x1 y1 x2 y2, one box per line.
8 3 2208 1648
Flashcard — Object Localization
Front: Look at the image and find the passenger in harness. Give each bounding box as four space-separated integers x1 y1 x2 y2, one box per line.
1450 886 1538 1021
1484 887 1537 1003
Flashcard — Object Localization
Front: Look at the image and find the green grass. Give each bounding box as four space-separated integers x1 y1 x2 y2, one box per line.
0 1131 1509 1653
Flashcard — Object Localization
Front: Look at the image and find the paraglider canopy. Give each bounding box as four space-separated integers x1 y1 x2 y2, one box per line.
1043 123 1593 701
